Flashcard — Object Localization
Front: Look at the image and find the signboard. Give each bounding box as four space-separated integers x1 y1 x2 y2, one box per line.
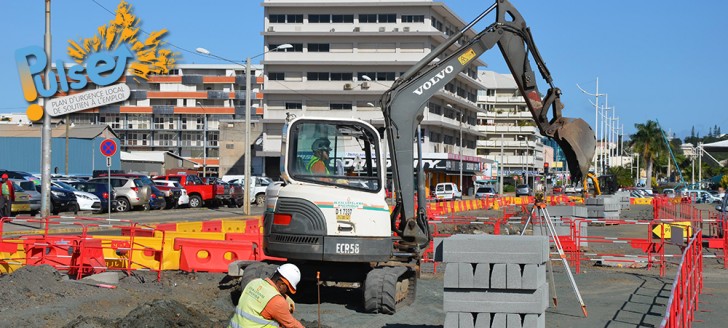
99 139 118 157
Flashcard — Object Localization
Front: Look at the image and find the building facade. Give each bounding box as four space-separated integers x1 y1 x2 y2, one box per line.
476 70 545 185
261 0 486 191
63 64 265 177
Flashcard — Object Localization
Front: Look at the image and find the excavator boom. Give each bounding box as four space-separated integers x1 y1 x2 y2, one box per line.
382 0 596 250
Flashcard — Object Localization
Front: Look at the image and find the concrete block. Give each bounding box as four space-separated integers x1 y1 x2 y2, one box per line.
442 235 549 264
475 313 491 328
507 313 522 328
459 263 475 289
420 262 436 274
541 206 574 217
490 263 507 289
444 284 549 314
459 312 475 328
586 197 604 205
434 237 445 262
523 313 546 328
603 203 622 212
521 263 546 290
445 312 458 328
507 263 522 289
473 263 490 289
602 211 620 218
444 262 459 288
491 313 506 328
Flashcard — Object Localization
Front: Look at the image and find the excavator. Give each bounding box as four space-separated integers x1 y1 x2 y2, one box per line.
584 173 619 196
256 0 596 313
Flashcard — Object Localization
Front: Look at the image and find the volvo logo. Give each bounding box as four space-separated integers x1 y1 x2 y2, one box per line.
412 65 454 96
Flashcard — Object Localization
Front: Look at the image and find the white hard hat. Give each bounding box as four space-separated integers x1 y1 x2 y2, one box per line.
277 263 301 294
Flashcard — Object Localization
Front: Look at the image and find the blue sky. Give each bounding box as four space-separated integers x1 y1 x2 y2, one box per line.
2 0 726 139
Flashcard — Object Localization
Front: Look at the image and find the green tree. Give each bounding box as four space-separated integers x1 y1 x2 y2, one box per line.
629 120 666 189
721 175 728 190
607 166 633 188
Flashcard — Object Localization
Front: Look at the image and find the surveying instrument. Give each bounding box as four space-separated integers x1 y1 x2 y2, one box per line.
521 193 588 317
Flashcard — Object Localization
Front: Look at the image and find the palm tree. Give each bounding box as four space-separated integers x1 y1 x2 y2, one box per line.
629 120 666 189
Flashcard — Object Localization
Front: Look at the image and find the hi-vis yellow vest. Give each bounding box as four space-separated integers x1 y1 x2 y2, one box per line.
229 278 281 328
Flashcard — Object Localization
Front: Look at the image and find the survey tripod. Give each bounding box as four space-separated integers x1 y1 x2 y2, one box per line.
521 200 588 317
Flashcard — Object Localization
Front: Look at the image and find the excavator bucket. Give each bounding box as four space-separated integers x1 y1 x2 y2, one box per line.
553 117 596 183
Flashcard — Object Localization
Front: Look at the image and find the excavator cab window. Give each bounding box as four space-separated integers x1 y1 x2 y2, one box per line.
287 120 382 192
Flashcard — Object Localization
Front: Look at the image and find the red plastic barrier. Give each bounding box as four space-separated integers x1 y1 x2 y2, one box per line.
174 238 255 273
660 230 703 328
22 235 106 276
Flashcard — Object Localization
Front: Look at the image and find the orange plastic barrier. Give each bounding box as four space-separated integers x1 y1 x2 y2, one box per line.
174 238 255 273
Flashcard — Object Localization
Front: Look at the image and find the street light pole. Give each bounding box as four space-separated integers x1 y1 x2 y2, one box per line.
499 133 504 195
41 0 52 217
459 110 463 194
196 44 292 216
577 79 604 176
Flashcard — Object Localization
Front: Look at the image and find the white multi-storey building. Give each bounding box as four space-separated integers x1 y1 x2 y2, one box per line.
476 70 544 184
260 0 488 191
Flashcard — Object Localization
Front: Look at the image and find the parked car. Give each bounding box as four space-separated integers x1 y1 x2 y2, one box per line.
223 176 272 205
36 185 78 215
716 194 728 237
69 181 117 213
14 179 40 215
684 189 721 203
88 176 151 212
564 185 576 194
154 180 190 207
0 169 40 185
153 174 225 208
552 186 563 194
434 182 462 201
663 188 677 198
516 184 531 197
7 181 32 215
474 186 496 199
52 181 101 212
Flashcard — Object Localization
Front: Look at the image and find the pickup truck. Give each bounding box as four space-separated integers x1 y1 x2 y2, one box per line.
153 174 225 208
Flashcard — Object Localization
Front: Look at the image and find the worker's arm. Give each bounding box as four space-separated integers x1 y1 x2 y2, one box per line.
261 295 304 328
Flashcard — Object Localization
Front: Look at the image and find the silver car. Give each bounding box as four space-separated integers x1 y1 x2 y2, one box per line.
516 184 531 196
14 179 40 215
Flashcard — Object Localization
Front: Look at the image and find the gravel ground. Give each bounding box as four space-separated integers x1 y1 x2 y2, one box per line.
1 203 726 327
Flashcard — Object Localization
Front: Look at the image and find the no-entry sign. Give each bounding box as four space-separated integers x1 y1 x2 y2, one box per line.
100 139 118 157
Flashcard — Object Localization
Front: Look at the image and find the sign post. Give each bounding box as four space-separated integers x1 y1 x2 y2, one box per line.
100 139 118 220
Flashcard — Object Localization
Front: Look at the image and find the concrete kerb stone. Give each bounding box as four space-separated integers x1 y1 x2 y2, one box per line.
446 312 545 328
441 234 549 264
443 284 549 314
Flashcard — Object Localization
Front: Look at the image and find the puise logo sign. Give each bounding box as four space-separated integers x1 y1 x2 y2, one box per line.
15 1 176 121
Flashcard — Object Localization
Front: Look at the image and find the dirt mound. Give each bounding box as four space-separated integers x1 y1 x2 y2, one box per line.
63 299 217 328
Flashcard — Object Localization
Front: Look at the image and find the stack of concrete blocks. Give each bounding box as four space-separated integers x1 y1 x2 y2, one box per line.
615 190 631 209
585 195 621 219
438 235 549 328
531 205 588 247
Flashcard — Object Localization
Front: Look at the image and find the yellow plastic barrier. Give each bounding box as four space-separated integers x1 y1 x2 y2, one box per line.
0 240 26 274
92 235 180 271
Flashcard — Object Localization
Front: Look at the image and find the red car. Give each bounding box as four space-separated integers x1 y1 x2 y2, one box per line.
552 186 563 194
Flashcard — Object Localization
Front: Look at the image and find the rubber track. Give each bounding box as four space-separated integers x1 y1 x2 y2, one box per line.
363 267 385 313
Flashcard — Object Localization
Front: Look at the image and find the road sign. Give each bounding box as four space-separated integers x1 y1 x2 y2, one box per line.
106 156 112 167
100 139 118 157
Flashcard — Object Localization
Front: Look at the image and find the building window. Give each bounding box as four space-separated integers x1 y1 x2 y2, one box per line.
330 103 352 110
309 14 330 23
269 72 285 81
285 102 302 110
307 72 330 81
287 14 303 23
330 72 353 81
270 43 303 52
332 14 354 23
308 43 330 52
375 72 395 81
378 14 396 23
359 14 377 23
402 15 424 23
269 14 286 23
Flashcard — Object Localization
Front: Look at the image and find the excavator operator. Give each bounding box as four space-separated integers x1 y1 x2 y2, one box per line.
307 138 332 175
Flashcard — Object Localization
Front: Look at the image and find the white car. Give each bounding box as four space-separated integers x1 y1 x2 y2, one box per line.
52 181 101 212
153 180 190 207
434 182 462 201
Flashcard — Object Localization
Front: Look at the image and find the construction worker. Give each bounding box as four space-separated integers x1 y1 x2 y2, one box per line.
0 174 14 217
307 138 331 175
229 263 304 328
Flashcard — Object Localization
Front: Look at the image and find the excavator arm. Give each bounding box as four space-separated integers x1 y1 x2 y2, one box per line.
381 0 596 252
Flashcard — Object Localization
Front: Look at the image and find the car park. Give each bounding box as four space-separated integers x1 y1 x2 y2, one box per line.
474 186 496 199
69 181 117 213
516 184 531 197
684 189 721 203
154 180 190 207
434 182 461 201
88 176 150 212
39 185 78 215
52 181 101 212
0 169 40 185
